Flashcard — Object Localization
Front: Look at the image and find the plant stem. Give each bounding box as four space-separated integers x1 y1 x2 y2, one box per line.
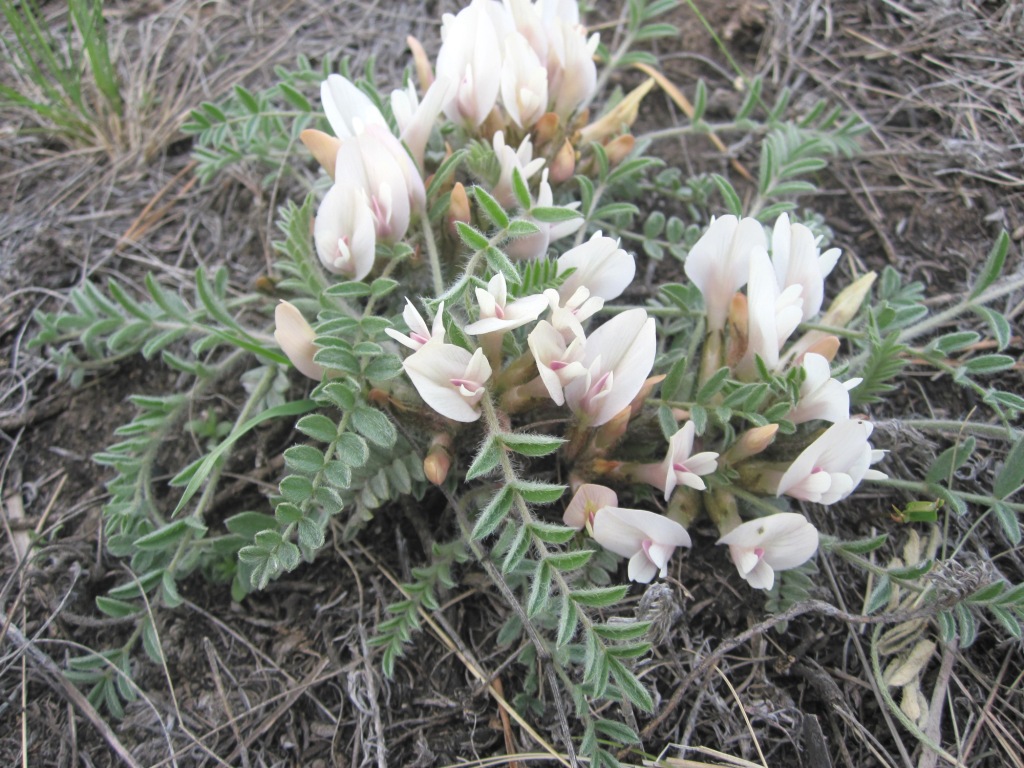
166 360 278 575
869 476 1024 513
880 418 1022 442
421 214 445 296
638 120 755 143
898 272 1024 344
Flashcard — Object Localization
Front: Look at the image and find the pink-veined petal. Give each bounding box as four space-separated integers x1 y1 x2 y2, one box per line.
563 484 617 530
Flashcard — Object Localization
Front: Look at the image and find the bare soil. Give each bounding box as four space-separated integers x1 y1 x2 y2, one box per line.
2 0 1022 766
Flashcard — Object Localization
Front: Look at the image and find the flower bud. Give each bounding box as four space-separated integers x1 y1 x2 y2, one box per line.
406 35 434 91
300 129 341 179
274 301 324 381
803 334 841 362
423 433 453 486
548 139 576 184
533 112 560 147
823 271 876 328
603 134 635 167
448 182 471 234
724 424 779 464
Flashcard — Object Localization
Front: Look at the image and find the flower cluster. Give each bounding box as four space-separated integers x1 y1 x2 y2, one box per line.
395 232 649 426
272 23 887 595
682 213 886 506
434 0 599 131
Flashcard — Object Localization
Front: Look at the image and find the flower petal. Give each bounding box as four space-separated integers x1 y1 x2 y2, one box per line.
564 484 617 530
627 551 659 583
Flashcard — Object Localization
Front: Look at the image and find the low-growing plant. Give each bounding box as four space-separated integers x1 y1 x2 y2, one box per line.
1 0 122 148
29 0 1024 763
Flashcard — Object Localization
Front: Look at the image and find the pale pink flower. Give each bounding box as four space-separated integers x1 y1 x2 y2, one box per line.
777 419 887 505
536 0 581 26
314 181 377 280
503 0 548 60
274 301 324 381
662 421 719 500
556 232 635 303
403 341 493 423
685 215 766 331
538 174 584 243
788 353 861 424
527 320 587 405
563 483 617 530
592 506 691 583
771 213 841 321
385 299 446 351
717 512 819 590
563 308 656 426
464 273 547 335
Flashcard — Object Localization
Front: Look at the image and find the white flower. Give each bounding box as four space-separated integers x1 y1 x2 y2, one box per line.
492 131 546 208
464 273 548 335
684 215 765 331
436 0 507 127
403 342 492 422
737 245 803 377
563 308 656 426
391 76 452 170
556 232 636 303
527 320 588 405
322 121 427 251
504 169 583 260
777 419 887 505
321 74 389 139
771 213 841 321
500 32 548 128
314 181 377 280
385 299 445 351
662 421 719 500
274 301 324 381
545 286 602 341
717 513 819 590
788 353 861 424
314 78 429 236
546 19 599 120
563 483 617 530
592 506 691 583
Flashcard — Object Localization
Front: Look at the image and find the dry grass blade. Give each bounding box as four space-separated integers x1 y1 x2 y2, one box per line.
356 541 573 768
660 745 768 768
0 615 142 768
632 61 754 183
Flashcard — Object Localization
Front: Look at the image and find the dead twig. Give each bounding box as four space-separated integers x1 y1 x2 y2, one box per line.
0 613 142 768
